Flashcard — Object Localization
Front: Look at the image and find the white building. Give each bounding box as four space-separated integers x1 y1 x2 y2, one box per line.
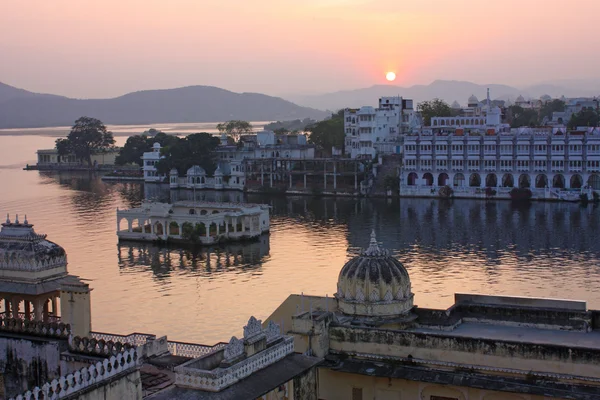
431 90 505 132
344 96 417 159
401 126 600 200
143 131 315 188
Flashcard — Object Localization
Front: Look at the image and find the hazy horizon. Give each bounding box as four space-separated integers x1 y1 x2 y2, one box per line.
2 0 600 99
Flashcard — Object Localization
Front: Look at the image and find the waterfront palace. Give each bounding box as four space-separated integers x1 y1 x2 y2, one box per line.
5 214 600 399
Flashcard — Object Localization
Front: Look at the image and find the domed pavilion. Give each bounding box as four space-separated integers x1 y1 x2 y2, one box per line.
335 231 414 318
0 215 91 337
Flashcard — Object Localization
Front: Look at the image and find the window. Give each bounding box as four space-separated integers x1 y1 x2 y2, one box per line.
352 387 363 400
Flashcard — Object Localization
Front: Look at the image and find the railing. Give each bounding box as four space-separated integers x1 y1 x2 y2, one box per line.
9 348 139 400
168 340 227 358
91 331 156 347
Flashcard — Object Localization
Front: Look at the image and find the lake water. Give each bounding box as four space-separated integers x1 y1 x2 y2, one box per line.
1 133 600 344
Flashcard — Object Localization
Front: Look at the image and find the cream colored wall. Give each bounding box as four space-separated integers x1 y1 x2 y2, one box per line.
91 151 118 165
60 290 92 337
265 294 334 335
330 329 600 379
318 369 564 400
76 370 142 400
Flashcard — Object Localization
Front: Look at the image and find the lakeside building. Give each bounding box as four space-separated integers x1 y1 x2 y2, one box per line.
343 97 418 160
36 148 120 169
267 230 600 400
116 201 270 245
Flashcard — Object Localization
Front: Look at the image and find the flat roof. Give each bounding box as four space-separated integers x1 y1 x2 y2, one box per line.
148 353 320 400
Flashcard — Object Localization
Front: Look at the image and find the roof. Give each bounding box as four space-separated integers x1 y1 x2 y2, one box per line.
147 353 320 400
0 274 88 295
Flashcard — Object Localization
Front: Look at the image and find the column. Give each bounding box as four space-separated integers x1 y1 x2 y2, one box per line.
51 296 57 317
270 170 273 187
4 298 9 318
304 174 307 189
333 162 337 190
289 172 292 189
324 161 327 189
25 301 31 320
225 219 229 234
261 163 264 185
11 298 19 319
241 217 246 232
128 219 133 232
216 223 220 236
34 298 43 320
43 299 49 322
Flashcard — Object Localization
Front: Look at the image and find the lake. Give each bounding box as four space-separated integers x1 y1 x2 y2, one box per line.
1 133 600 344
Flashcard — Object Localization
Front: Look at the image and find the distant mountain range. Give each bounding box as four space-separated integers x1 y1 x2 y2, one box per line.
0 82 328 129
286 80 600 111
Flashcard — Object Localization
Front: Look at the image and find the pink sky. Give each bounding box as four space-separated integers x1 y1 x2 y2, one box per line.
1 0 599 98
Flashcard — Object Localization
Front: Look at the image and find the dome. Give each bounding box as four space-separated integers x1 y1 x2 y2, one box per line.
451 101 461 109
540 94 552 102
0 215 68 280
516 95 525 103
335 231 413 317
468 95 479 105
214 165 223 176
187 165 206 176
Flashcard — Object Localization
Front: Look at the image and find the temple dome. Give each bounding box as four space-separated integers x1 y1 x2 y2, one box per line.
335 231 413 317
0 215 68 281
468 95 479 105
187 165 206 176
516 95 525 103
451 100 461 109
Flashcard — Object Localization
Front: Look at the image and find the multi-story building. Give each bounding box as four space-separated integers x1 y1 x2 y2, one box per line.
400 126 600 199
344 96 417 159
142 142 164 182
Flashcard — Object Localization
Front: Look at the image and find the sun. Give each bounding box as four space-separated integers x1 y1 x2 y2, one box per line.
386 71 396 82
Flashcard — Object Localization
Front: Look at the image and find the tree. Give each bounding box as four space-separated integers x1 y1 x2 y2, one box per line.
417 99 455 126
115 131 179 166
306 110 344 155
56 117 115 165
155 132 220 176
568 109 599 129
539 99 565 123
216 120 253 142
507 105 538 128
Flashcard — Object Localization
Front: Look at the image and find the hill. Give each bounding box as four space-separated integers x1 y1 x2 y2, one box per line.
0 83 328 129
287 80 600 110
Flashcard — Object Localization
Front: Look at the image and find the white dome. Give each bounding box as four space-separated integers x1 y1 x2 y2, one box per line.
335 231 413 317
214 165 223 176
516 95 525 102
186 165 206 176
451 101 461 109
468 95 479 105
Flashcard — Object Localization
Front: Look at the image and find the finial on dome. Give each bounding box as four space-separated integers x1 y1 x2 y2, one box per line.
363 230 388 256
15 214 19 224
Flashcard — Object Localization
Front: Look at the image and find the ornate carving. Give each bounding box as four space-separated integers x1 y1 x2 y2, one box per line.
362 230 390 257
243 316 262 339
337 283 344 299
355 286 365 302
383 289 393 302
224 336 244 360
395 287 404 299
369 289 380 302
265 320 281 343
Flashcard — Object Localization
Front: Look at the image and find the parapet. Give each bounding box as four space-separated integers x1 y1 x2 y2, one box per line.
455 293 587 311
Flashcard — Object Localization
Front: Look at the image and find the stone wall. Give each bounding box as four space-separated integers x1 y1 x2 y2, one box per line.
293 366 317 400
329 326 600 379
0 336 65 398
68 369 141 400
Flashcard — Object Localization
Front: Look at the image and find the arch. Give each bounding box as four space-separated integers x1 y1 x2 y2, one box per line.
437 173 449 186
470 118 474 125
407 172 417 186
502 173 514 188
169 221 179 235
485 173 497 187
189 209 196 215
201 177 205 184
535 174 548 188
200 210 208 215
453 173 465 187
469 173 481 187
433 120 438 126
570 174 583 189
423 172 434 186
154 222 164 236
212 210 219 214
553 174 565 188
519 174 531 188
589 174 600 190
144 221 152 234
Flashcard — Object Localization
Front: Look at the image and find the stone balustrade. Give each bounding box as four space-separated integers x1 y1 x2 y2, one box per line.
175 336 293 392
91 331 156 346
9 348 139 400
69 335 135 357
168 340 227 358
0 317 70 338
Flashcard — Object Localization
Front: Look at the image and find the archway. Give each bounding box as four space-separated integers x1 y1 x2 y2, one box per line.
502 173 514 188
570 174 583 189
518 174 531 188
407 172 417 185
485 173 497 187
169 222 179 236
453 173 465 187
469 173 481 187
423 173 434 186
437 173 449 186
589 174 600 190
154 222 164 236
535 174 548 188
553 174 565 188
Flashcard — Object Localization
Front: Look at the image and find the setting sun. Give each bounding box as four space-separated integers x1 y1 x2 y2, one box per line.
386 71 396 81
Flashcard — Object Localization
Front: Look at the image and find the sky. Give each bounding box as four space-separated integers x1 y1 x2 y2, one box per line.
1 0 600 99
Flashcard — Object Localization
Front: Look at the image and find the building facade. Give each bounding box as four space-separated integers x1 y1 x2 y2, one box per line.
267 231 600 400
344 97 417 159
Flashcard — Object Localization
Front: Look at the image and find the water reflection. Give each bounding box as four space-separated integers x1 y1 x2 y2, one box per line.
117 235 270 280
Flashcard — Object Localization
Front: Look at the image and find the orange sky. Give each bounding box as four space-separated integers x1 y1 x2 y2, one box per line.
1 0 599 98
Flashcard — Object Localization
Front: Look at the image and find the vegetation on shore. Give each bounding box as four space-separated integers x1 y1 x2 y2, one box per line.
55 117 115 166
306 110 344 155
